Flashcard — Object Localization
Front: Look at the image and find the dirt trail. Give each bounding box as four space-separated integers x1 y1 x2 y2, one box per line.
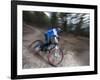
22 24 89 68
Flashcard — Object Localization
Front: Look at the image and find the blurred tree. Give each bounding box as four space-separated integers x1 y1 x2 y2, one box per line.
59 13 68 32
23 11 33 24
75 17 83 35
33 12 50 26
74 14 86 35
23 11 50 27
50 12 58 27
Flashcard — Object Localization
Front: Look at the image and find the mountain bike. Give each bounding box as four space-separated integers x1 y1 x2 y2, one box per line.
29 37 64 66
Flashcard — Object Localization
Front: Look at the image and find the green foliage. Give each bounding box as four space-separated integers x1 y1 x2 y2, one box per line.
75 17 83 35
50 12 58 26
59 13 68 32
23 11 50 27
23 11 33 23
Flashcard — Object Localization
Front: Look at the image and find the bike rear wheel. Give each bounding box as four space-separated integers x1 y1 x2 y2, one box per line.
29 40 43 53
48 46 64 66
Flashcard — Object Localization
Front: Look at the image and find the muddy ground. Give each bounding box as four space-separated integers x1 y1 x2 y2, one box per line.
22 23 89 69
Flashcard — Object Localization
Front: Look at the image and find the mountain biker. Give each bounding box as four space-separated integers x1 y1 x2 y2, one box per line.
43 27 62 51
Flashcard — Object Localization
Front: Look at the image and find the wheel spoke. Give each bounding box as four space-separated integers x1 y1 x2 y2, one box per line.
48 48 63 66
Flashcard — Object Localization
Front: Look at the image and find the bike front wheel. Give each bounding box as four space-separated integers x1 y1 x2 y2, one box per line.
48 47 64 66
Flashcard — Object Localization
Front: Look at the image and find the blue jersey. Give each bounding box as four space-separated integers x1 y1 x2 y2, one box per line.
45 28 58 39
